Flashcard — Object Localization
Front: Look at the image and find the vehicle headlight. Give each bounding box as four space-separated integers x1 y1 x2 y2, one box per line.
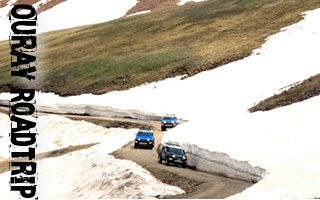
172 155 176 158
137 138 141 141
147 139 150 141
183 156 187 160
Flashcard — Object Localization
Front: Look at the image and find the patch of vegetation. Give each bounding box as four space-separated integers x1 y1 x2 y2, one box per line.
0 0 319 96
249 74 320 112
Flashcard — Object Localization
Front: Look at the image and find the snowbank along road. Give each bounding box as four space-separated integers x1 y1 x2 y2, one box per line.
0 107 252 198
111 120 252 199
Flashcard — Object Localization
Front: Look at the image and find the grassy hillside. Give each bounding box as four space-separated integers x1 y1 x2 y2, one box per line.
249 73 320 112
0 0 320 96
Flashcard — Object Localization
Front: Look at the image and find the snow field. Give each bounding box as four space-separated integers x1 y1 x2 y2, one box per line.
0 113 138 160
35 143 184 199
0 0 217 42
0 7 315 198
3 7 317 121
0 3 319 199
0 113 184 199
0 113 10 160
36 114 138 154
162 95 320 199
0 0 138 41
36 0 138 34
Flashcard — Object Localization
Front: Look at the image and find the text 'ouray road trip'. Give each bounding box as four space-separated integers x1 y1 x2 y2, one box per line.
9 4 38 199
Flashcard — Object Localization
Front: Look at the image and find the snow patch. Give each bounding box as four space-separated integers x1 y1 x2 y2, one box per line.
0 0 138 41
0 113 10 160
0 113 137 159
0 98 161 121
162 139 266 182
178 0 206 6
0 7 316 198
0 5 320 200
0 113 184 198
36 144 184 199
37 0 138 34
127 10 151 17
36 114 138 155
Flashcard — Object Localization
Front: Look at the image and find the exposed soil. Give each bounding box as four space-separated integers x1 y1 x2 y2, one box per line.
65 114 156 129
249 73 320 112
0 143 97 174
111 123 252 198
0 107 252 198
5 0 68 16
36 0 67 15
13 0 40 5
6 0 41 16
1 0 319 100
126 0 179 16
0 0 9 8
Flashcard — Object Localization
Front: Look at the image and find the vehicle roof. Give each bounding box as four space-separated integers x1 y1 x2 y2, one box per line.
137 130 153 134
139 127 152 130
162 116 178 120
138 129 153 133
163 143 183 149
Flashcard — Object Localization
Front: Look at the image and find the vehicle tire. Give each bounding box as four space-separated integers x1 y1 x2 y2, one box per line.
158 155 162 163
165 158 170 166
182 163 187 168
150 145 154 150
134 144 138 149
161 126 166 131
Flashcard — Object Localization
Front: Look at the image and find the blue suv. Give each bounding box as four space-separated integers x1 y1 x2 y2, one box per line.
161 115 179 131
134 128 154 149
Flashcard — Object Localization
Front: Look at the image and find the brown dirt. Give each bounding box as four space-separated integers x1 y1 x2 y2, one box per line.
36 0 67 15
6 0 68 16
1 0 320 98
0 143 97 174
0 107 252 198
126 0 179 16
249 73 320 112
6 0 41 16
65 115 157 129
0 105 159 129
111 124 252 199
0 0 9 8
13 0 40 5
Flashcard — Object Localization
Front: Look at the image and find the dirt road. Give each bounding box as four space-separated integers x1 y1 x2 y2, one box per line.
111 122 252 199
0 106 252 198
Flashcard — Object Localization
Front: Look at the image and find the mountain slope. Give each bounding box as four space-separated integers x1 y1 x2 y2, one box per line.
249 73 320 112
0 0 319 97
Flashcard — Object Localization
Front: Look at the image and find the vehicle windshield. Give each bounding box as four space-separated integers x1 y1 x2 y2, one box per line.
137 132 153 136
140 128 151 130
167 147 185 155
163 117 177 121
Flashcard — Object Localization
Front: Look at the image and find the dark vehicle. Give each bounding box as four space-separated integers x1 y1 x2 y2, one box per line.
161 115 179 131
134 129 154 149
158 143 187 168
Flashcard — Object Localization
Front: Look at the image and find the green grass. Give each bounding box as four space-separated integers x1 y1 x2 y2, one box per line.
0 0 319 96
